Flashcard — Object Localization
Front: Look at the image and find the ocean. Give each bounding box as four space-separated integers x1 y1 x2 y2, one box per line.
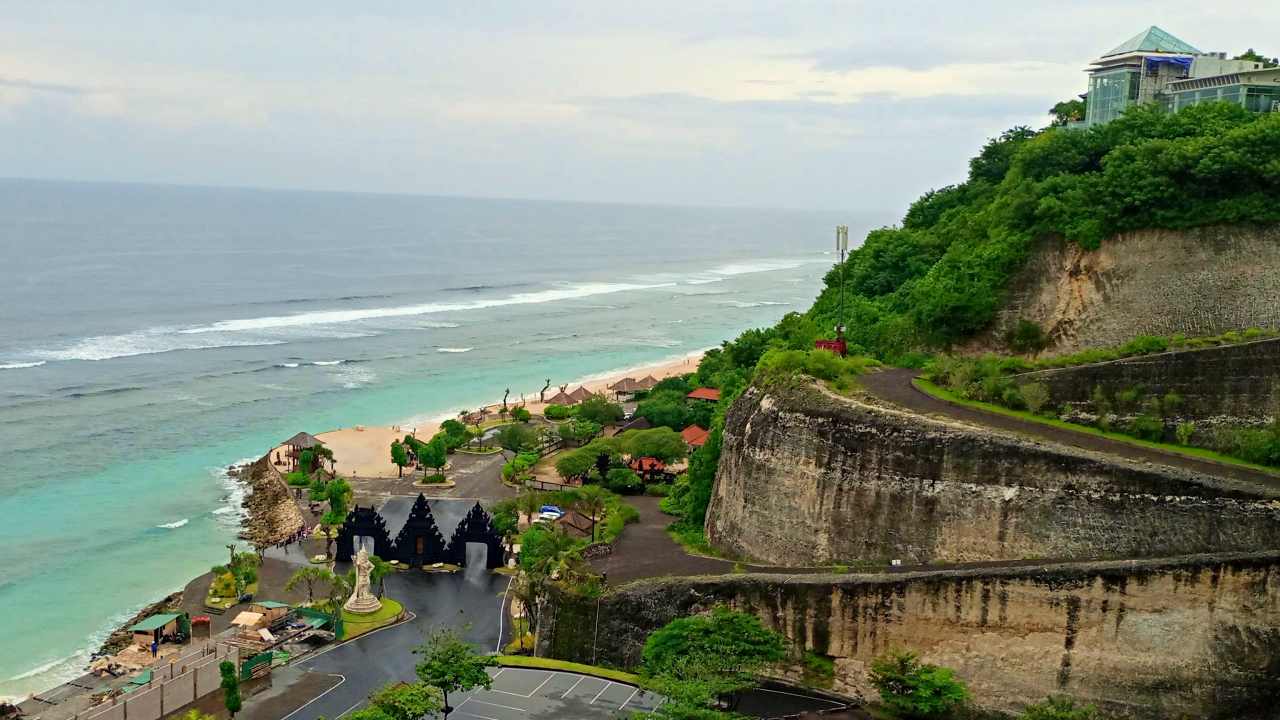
0 179 881 697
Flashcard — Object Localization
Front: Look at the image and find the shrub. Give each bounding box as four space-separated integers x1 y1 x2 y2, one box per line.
868 650 969 719
1020 696 1098 720
544 404 572 420
645 483 672 497
511 406 532 423
1006 319 1049 354
1001 385 1025 410
1175 421 1196 446
285 471 310 487
1130 414 1164 442
1019 382 1050 415
605 467 644 495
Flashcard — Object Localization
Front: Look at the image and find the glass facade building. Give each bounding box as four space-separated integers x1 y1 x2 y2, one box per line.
1086 68 1140 125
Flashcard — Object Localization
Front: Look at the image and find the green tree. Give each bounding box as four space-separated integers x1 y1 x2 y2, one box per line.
421 437 447 478
554 448 596 482
496 423 539 454
368 681 443 720
576 395 624 425
511 406 532 423
556 418 601 445
414 626 495 716
642 606 785 707
1049 98 1086 126
868 649 970 719
620 427 689 464
1234 48 1279 68
285 565 329 605
636 390 691 430
1020 696 1098 720
390 441 409 478
219 660 242 719
573 485 608 541
1019 382 1050 415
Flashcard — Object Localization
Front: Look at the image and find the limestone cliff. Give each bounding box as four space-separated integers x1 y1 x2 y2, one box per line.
970 224 1280 355
542 553 1280 719
705 379 1280 566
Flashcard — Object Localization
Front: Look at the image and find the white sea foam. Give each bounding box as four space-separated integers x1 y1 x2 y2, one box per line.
312 360 343 366
419 321 461 328
36 333 285 362
178 281 673 334
5 655 74 681
337 366 376 389
156 518 189 529
213 459 253 531
437 347 474 353
0 361 46 370
277 362 300 368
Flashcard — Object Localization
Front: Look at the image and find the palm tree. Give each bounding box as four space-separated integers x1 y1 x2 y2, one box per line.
574 485 608 542
369 555 393 598
515 490 544 529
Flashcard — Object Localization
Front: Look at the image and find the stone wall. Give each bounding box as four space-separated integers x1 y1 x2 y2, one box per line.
969 224 1280 355
705 381 1280 566
541 553 1280 719
1012 338 1280 428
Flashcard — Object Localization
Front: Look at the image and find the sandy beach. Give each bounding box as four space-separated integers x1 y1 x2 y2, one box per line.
279 351 706 479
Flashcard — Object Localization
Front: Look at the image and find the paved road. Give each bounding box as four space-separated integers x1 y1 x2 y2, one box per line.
860 368 1280 491
258 498 512 720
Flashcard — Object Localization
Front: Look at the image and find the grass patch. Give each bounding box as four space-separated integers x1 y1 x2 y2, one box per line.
915 379 1280 477
493 656 638 684
457 446 503 455
340 597 404 640
666 522 732 559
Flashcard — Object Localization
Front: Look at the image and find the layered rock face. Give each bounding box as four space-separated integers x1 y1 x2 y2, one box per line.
542 554 1280 719
1014 337 1280 427
705 382 1280 566
971 224 1280 355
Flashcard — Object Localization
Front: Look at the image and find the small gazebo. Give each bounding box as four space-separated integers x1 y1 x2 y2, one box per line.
567 386 595 403
635 375 660 391
544 389 577 406
608 377 643 400
283 432 324 470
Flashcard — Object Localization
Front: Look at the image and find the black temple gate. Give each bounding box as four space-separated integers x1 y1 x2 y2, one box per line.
444 502 505 569
335 506 394 562
392 494 448 567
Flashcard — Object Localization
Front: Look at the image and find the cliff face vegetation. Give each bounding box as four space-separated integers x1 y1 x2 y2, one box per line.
542 555 1280 720
705 380 1280 566
803 104 1280 361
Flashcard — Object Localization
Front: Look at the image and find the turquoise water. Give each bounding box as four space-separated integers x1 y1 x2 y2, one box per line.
0 180 885 696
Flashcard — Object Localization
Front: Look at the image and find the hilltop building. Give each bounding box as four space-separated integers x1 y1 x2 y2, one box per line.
1081 26 1278 126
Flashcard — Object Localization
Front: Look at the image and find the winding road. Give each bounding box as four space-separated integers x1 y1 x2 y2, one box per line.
859 368 1280 491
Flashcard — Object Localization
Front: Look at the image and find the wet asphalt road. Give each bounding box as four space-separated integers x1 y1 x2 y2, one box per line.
277 497 511 720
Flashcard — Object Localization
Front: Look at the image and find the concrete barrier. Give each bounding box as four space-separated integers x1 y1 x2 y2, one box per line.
163 670 196 710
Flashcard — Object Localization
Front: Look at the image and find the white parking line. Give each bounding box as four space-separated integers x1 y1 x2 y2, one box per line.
590 681 613 704
527 672 555 698
470 698 528 712
619 687 639 709
560 675 585 698
279 673 345 720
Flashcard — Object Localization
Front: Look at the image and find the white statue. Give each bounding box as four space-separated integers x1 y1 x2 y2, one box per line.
343 545 383 614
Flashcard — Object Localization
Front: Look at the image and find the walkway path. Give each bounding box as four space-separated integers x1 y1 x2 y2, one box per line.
590 497 734 583
859 368 1280 491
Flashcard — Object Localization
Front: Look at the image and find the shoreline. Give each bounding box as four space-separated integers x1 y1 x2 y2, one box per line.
11 349 708 701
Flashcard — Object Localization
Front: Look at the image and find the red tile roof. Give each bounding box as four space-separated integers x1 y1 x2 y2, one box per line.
629 457 666 473
686 387 721 401
680 425 710 447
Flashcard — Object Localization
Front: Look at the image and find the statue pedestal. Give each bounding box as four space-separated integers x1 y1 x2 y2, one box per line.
343 593 382 615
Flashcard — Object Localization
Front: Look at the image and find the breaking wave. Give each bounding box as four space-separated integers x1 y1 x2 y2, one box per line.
0 361 46 370
155 518 189 529
177 282 673 334
35 334 286 362
437 347 474 354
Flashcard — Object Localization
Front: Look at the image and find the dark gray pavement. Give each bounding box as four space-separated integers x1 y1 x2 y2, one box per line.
453 668 661 720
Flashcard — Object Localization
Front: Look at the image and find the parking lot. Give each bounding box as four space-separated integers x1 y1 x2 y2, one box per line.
451 668 661 720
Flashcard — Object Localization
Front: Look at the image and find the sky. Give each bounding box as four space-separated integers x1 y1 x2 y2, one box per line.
0 1 1274 212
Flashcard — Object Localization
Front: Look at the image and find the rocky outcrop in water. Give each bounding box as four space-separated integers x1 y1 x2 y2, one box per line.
240 455 306 547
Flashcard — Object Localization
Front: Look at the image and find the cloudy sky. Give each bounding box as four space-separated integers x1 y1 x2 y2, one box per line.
0 1 1271 212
